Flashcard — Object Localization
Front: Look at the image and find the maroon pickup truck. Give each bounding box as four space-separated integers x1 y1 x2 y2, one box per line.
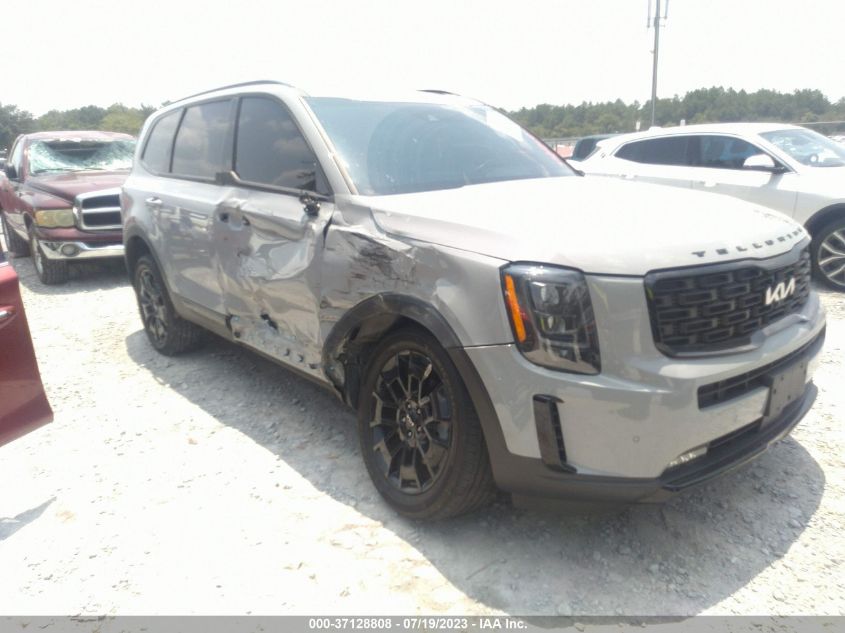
0 131 135 284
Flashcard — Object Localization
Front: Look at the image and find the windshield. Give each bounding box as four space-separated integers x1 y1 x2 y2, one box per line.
305 97 571 195
760 128 845 168
28 138 136 175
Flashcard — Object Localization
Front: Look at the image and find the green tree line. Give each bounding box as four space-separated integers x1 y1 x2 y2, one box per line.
3 86 845 151
0 103 156 150
508 87 845 139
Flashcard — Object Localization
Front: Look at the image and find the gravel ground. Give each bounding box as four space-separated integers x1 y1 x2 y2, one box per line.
0 244 843 617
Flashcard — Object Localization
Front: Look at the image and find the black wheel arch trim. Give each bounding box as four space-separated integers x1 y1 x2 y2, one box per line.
321 292 514 488
323 294 464 408
804 202 845 236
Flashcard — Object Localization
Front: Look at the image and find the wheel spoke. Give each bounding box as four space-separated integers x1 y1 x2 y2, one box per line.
428 383 452 421
373 433 402 467
399 448 421 490
819 253 845 267
420 431 448 470
821 242 845 259
397 353 412 398
823 261 845 279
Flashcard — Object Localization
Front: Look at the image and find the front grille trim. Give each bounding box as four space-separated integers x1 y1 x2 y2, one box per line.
645 241 812 357
75 189 123 232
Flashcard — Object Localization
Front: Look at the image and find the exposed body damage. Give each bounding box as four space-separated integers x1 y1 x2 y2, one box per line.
317 198 511 402
214 189 331 378
210 189 510 397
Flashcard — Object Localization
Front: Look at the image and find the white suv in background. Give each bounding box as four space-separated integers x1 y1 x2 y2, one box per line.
578 123 845 290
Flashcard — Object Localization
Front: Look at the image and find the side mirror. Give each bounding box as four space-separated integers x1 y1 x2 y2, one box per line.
743 154 781 173
4 164 17 180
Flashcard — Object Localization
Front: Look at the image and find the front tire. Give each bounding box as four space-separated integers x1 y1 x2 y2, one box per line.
28 226 68 285
812 218 845 291
357 327 496 519
2 212 31 256
133 254 205 355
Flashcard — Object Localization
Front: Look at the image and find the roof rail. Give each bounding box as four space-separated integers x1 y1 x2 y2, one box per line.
419 89 459 96
171 80 293 105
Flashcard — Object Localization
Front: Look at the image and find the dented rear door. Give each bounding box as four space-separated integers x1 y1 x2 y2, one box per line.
216 95 334 377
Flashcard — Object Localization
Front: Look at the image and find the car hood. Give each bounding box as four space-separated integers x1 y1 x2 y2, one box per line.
27 171 129 203
358 177 807 275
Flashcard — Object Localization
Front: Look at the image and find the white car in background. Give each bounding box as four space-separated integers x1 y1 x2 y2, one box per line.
578 123 845 290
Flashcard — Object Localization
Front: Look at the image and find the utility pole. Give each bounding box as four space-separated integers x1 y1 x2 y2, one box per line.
648 0 668 127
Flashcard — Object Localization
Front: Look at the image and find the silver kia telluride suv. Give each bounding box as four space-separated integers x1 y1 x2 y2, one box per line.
122 81 826 519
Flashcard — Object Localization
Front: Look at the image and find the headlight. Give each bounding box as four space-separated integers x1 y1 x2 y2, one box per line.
501 263 601 374
34 208 75 228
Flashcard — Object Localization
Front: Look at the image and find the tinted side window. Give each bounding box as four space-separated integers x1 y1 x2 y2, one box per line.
234 97 324 193
10 138 24 175
696 135 764 169
172 100 231 180
616 137 691 166
142 111 181 173
573 139 598 161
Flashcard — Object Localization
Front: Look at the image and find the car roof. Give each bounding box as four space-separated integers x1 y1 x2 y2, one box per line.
603 122 803 147
23 130 134 141
165 80 482 109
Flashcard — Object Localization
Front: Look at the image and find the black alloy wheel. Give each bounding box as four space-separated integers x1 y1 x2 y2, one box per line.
132 255 205 355
369 349 453 494
137 265 169 347
357 328 496 519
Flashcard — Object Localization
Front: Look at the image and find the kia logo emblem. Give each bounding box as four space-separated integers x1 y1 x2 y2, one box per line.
765 278 796 306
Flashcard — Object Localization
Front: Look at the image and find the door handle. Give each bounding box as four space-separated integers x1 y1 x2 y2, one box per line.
0 306 15 323
145 197 163 208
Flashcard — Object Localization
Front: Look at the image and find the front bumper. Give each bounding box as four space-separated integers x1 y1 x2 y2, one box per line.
39 239 124 261
460 273 826 503
499 369 816 508
34 226 123 261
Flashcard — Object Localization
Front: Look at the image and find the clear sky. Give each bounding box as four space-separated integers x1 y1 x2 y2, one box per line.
4 0 844 115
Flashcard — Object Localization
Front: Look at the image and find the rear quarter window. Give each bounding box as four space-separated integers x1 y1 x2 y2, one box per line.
142 111 182 173
616 137 691 166
171 100 232 180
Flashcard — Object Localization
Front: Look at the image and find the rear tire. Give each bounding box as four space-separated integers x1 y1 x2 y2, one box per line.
1 212 30 256
133 254 205 355
357 327 496 519
811 217 845 291
28 226 68 285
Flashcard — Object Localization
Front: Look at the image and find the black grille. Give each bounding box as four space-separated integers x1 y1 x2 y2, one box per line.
82 211 122 227
81 194 120 209
697 329 824 409
80 194 122 230
646 247 812 355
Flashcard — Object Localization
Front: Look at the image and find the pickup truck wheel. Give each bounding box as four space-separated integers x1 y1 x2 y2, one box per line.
812 218 845 291
28 227 68 285
357 328 496 519
1 213 30 256
133 255 205 355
